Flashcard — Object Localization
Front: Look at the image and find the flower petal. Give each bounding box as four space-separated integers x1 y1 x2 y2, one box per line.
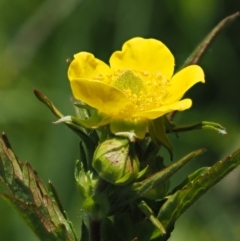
70 78 133 115
133 99 192 119
110 38 174 79
68 52 111 81
164 65 205 104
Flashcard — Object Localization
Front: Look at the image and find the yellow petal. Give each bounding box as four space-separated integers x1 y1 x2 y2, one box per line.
68 52 111 81
70 78 133 115
133 99 192 119
164 65 205 104
110 38 174 79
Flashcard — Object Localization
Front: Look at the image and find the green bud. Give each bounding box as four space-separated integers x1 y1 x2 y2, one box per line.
75 160 98 204
92 137 139 185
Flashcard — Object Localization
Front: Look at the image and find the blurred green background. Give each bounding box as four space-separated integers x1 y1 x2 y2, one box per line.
1 0 240 240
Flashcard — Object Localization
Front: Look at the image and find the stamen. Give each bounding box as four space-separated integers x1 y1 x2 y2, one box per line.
107 69 170 114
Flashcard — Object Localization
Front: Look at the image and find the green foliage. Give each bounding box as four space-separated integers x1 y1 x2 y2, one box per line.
1 1 240 241
0 133 77 241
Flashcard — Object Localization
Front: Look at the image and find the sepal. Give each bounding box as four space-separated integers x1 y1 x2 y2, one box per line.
148 117 173 160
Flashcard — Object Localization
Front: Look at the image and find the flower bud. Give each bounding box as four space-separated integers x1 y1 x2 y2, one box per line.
75 160 98 204
92 137 139 185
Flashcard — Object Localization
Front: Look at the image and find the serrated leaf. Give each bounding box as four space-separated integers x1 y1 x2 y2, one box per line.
1 193 58 240
157 148 240 232
0 133 78 241
48 181 67 219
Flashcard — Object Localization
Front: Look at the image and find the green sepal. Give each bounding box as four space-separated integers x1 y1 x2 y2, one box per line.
34 89 95 147
72 98 93 120
33 89 63 119
163 115 176 133
73 113 111 129
157 148 240 234
110 116 148 139
137 200 166 235
115 172 134 185
142 179 170 201
148 117 173 160
81 192 110 219
136 165 149 180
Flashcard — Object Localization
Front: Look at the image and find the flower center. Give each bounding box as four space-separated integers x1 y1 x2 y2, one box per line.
110 69 170 113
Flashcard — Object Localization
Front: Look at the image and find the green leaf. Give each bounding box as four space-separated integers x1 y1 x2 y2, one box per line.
182 12 239 68
168 12 240 122
1 193 59 240
157 148 240 232
168 121 227 135
109 149 205 213
171 167 209 194
134 149 205 198
0 133 78 241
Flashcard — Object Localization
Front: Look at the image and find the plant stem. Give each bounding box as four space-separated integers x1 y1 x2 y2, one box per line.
89 218 101 241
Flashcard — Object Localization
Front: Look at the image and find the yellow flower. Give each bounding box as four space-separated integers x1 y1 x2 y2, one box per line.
68 37 205 139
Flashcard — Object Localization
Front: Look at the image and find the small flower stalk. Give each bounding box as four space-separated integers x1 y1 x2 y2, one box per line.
0 12 240 241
